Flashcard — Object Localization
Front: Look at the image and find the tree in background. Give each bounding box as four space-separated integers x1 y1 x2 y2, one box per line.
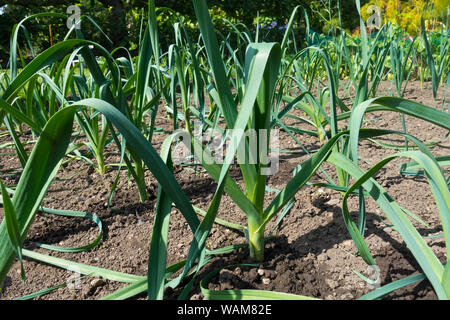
308 0 370 34
0 0 139 64
0 0 389 65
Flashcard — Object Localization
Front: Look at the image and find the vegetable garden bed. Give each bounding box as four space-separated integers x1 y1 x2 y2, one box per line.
1 80 448 300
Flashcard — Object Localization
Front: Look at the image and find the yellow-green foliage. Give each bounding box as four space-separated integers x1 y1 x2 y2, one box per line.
361 0 449 35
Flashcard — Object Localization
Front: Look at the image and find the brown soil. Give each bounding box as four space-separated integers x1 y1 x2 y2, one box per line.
0 80 448 300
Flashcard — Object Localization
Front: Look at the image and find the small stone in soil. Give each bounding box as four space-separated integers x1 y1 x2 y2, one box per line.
326 198 340 206
90 278 105 288
342 240 353 248
317 253 328 261
190 294 203 300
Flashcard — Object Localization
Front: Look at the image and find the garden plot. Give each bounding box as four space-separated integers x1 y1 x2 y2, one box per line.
1 81 448 300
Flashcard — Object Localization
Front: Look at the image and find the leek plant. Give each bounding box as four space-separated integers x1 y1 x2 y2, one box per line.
421 11 449 99
188 0 282 261
388 26 417 98
340 96 450 299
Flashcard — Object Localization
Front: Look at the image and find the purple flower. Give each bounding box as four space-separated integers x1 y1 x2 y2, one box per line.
267 21 277 30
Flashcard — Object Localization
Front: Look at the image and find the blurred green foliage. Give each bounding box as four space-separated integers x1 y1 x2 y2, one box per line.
0 0 383 65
